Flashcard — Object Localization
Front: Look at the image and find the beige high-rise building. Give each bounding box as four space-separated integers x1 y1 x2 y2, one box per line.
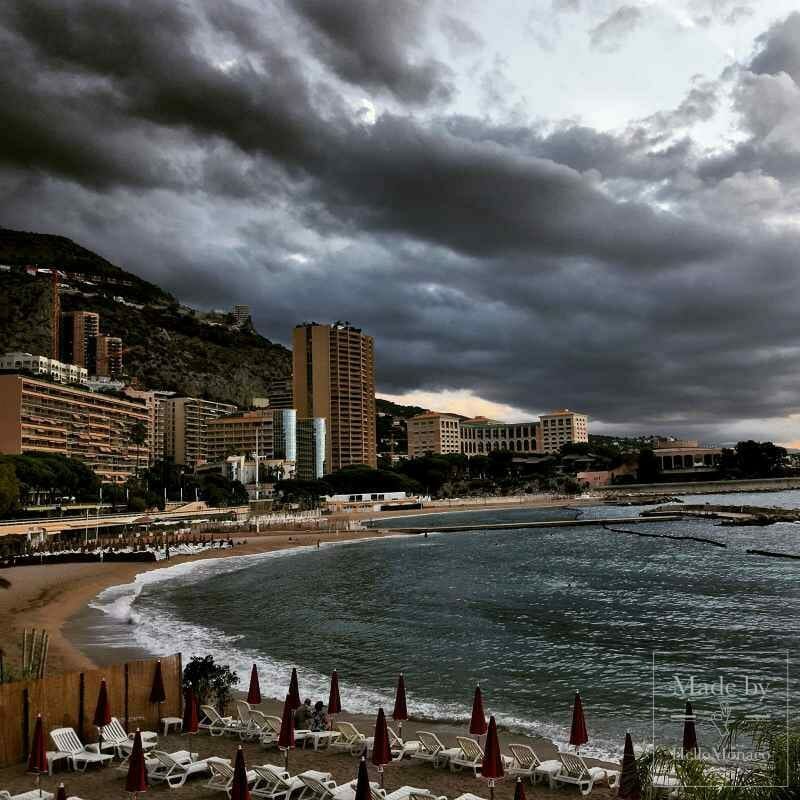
538 409 588 453
206 408 296 464
292 323 376 471
407 412 462 458
163 397 237 467
60 311 99 368
93 335 123 378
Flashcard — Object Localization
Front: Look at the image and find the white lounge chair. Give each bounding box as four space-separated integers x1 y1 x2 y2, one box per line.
450 737 513 777
453 794 488 800
383 788 446 800
388 727 421 760
298 774 379 800
0 792 55 800
507 743 562 785
95 717 158 761
260 715 311 747
49 727 113 772
200 705 243 737
252 765 332 800
412 731 460 768
551 753 620 795
147 749 227 788
331 721 374 756
207 758 257 795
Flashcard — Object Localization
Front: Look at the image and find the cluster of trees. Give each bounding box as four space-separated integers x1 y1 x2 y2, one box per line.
0 453 102 516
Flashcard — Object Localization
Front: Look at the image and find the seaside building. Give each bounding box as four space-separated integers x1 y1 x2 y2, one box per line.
124 388 175 465
292 322 376 470
407 412 463 457
538 409 589 454
92 334 123 379
652 441 722 473
296 417 326 480
163 397 237 467
0 352 88 386
264 377 294 409
206 408 297 464
59 311 99 368
0 374 150 482
460 417 541 455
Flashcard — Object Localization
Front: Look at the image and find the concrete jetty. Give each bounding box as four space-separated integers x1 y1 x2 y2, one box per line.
388 515 684 533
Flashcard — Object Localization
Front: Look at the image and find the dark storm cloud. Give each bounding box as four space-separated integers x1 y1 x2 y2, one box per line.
290 0 455 104
750 11 800 82
2 0 800 439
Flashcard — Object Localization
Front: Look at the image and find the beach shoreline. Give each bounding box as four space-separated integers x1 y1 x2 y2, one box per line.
0 528 390 675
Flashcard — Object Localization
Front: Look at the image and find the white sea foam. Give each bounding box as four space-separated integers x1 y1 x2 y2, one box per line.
87 535 623 761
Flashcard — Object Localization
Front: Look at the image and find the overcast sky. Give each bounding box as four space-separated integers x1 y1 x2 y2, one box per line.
2 0 800 445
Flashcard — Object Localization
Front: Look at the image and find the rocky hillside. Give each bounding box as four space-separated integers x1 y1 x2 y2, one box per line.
0 228 291 407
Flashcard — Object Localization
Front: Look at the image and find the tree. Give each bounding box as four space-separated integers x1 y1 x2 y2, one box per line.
734 440 786 478
182 655 240 714
0 462 20 517
129 421 148 476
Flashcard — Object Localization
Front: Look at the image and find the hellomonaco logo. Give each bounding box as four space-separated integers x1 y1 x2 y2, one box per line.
650 651 790 790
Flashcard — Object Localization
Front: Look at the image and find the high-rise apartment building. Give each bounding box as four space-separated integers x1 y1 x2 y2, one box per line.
265 377 294 409
92 335 123 379
538 409 588 453
206 408 297 464
407 412 463 458
163 397 237 467
0 374 150 482
292 322 376 471
296 417 326 480
60 311 99 368
124 388 174 465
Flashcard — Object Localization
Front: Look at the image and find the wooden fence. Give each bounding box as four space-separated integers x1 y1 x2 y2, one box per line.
0 653 182 768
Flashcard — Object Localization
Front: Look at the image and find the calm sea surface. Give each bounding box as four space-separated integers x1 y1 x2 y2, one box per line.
88 491 800 758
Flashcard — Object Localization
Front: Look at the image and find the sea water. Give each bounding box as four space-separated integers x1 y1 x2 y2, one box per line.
87 493 800 760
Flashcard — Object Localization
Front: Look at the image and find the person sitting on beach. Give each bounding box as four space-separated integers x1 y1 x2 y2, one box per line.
295 697 313 729
310 700 329 731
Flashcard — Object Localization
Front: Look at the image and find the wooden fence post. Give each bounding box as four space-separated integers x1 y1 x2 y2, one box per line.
21 687 29 761
78 673 85 740
124 663 130 732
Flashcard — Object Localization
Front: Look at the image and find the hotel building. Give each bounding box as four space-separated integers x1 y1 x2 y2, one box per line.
0 374 150 482
206 408 297 464
162 397 237 467
538 409 588 453
460 417 541 455
292 322 376 471
407 412 463 458
0 352 87 386
296 417 326 480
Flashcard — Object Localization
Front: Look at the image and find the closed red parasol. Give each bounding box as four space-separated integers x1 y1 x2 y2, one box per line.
247 664 262 705
28 712 47 797
372 708 392 787
182 686 199 734
230 745 251 800
470 684 488 736
569 691 588 752
328 670 342 715
392 673 408 742
149 660 166 705
93 678 112 728
482 716 504 800
288 668 301 710
56 784 67 800
682 701 698 755
125 730 148 797
278 694 295 770
354 757 371 800
513 777 526 800
28 713 47 774
618 732 642 800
